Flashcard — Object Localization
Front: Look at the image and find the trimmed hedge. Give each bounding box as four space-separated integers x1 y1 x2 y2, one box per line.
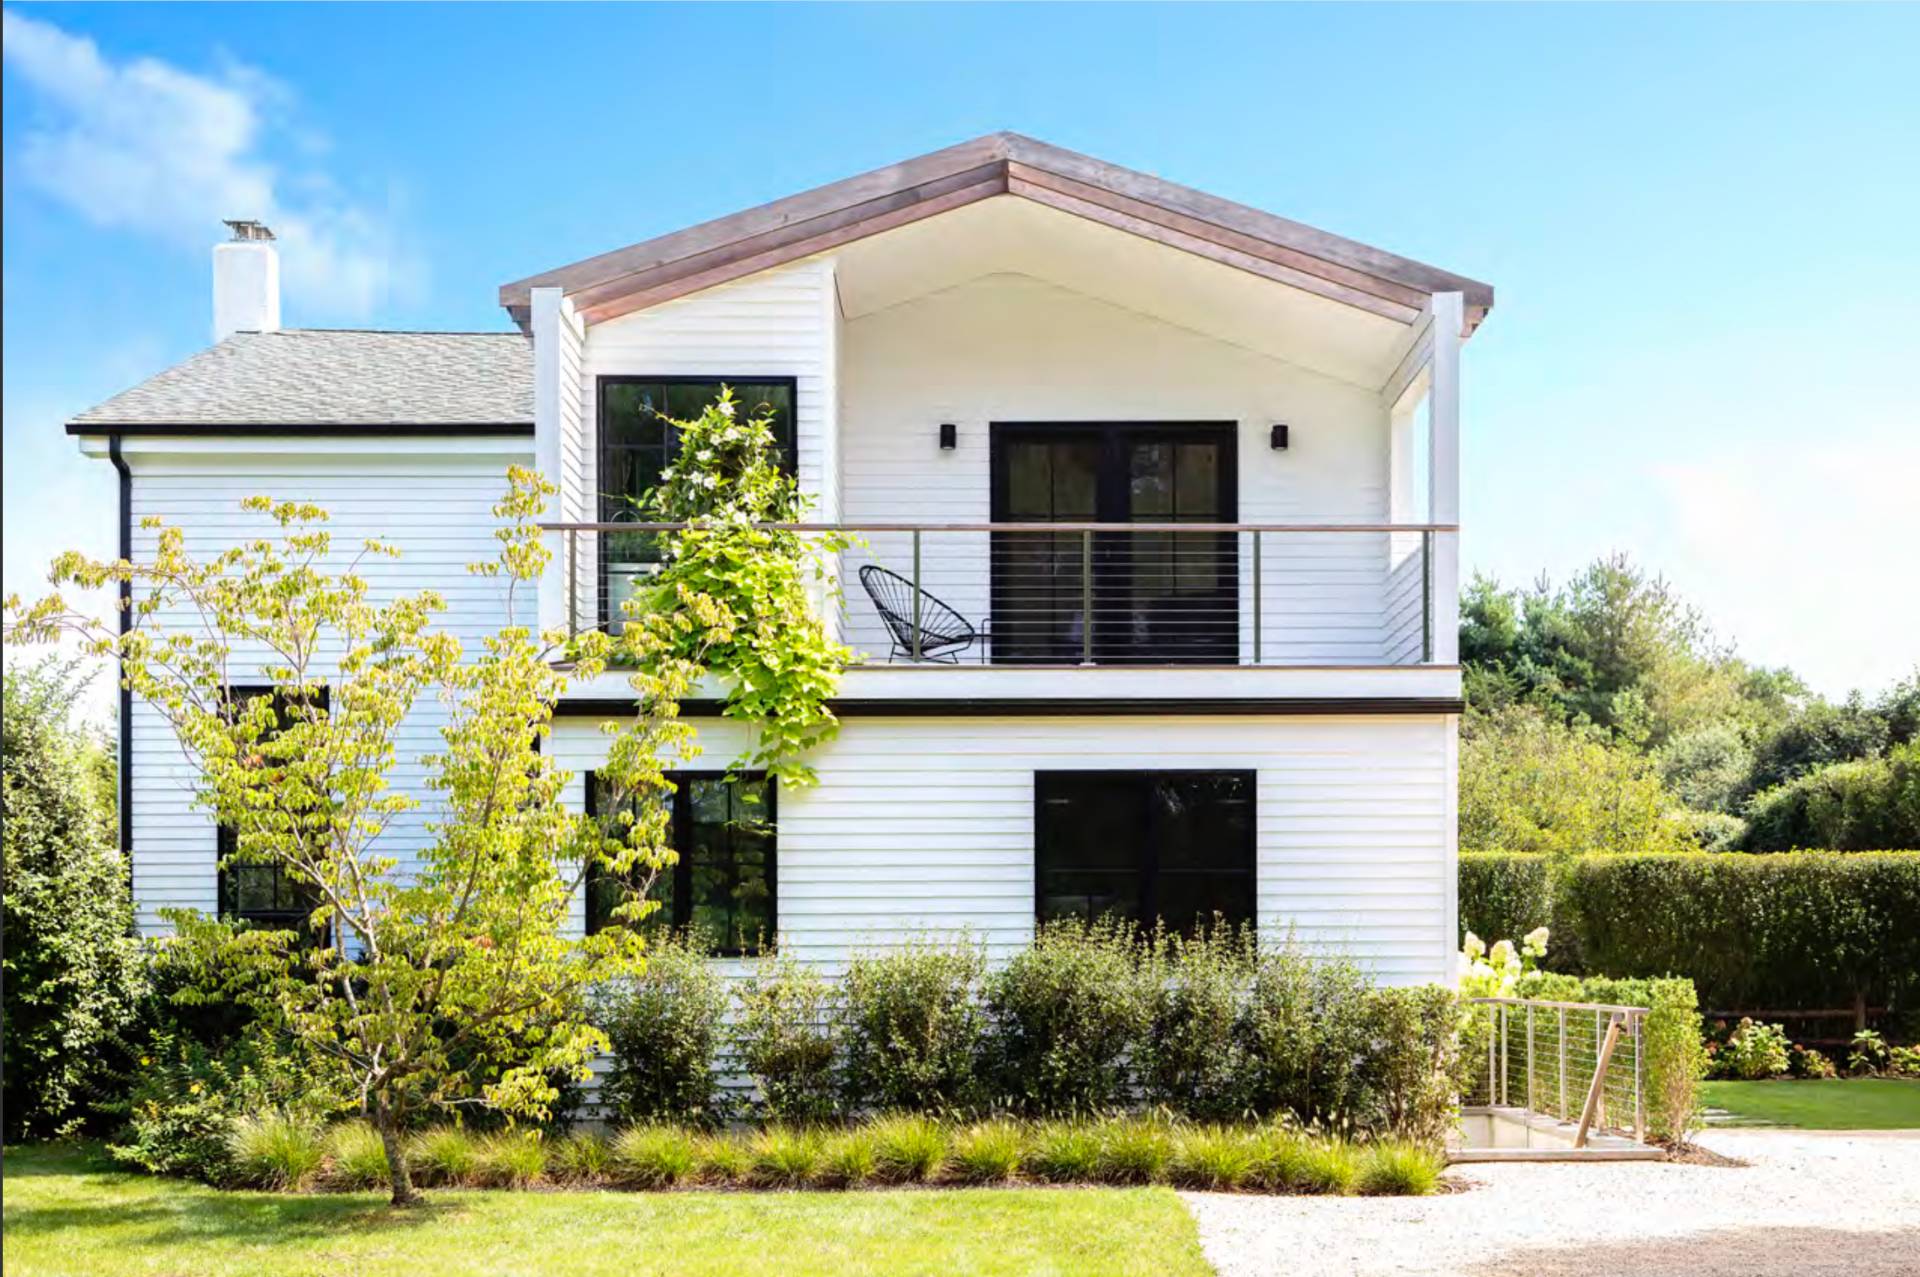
1460 852 1920 1014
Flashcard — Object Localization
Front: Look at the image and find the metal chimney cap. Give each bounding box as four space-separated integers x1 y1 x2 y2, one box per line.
223 219 276 242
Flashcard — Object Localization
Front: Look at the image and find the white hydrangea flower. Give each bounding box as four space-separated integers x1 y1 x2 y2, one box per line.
1462 931 1486 960
1489 939 1517 970
1523 926 1551 957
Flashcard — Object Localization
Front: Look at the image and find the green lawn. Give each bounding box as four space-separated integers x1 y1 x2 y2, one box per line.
1702 1078 1920 1129
1 1145 1212 1277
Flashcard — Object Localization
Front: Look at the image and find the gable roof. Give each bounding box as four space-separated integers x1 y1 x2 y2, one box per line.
499 132 1493 333
66 330 533 434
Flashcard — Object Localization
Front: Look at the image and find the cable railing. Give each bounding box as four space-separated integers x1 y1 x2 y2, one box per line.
542 521 1456 669
1465 996 1649 1147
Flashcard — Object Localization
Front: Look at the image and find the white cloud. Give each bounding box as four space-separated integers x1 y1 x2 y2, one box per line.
1 10 420 318
1651 431 1920 699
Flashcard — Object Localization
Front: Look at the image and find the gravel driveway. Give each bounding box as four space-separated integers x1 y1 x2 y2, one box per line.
1182 1130 1920 1276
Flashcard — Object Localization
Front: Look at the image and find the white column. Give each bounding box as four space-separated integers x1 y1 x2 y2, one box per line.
531 286 569 636
1427 292 1463 665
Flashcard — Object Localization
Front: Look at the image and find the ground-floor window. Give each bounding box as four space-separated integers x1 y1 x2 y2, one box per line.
214 684 326 934
585 771 775 954
1034 770 1255 933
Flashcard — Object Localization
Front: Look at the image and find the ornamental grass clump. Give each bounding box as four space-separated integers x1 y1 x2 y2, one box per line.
408 1126 480 1187
749 1125 826 1188
1244 1125 1314 1192
1090 1116 1175 1185
868 1113 949 1184
324 1121 394 1191
948 1121 1023 1185
1169 1125 1261 1191
692 1131 751 1184
612 1124 697 1188
1295 1138 1361 1195
472 1130 547 1188
1024 1122 1102 1183
225 1112 325 1191
548 1130 612 1184
1356 1140 1445 1196
818 1126 879 1188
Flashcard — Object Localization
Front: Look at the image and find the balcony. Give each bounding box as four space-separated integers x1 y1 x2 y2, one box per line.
544 521 1454 671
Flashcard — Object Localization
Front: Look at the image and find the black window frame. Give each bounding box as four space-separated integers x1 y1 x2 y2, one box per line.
584 769 777 956
214 683 329 936
595 375 799 632
1032 769 1257 935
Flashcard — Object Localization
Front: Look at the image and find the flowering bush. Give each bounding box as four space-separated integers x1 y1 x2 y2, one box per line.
1457 926 1549 998
1719 1018 1791 1080
1789 1044 1837 1079
1888 1045 1920 1078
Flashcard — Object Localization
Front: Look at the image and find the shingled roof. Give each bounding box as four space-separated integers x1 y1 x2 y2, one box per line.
66 329 532 434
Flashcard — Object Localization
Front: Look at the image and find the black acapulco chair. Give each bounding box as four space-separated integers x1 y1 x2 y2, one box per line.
857 564 987 663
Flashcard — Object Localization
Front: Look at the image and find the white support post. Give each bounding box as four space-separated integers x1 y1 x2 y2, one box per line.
1427 292 1463 665
531 286 569 637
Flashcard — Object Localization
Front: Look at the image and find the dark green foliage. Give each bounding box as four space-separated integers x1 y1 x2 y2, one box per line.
734 951 839 1121
1457 855 1555 943
983 918 1154 1116
1139 924 1255 1120
1239 942 1373 1129
2 658 145 1139
1745 697 1893 796
1356 985 1460 1144
839 941 986 1116
1742 741 1920 851
1459 852 1920 1015
594 931 727 1125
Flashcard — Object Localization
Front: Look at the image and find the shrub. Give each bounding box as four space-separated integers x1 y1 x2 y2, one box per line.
1090 1116 1173 1185
1457 854 1555 944
1356 985 1460 1142
548 1130 612 1184
1140 924 1255 1121
225 1112 325 1190
1848 1030 1891 1076
595 931 727 1126
868 1112 949 1183
1356 1141 1445 1196
948 1121 1023 1184
1240 943 1372 1130
1789 1045 1838 1080
840 941 986 1116
1457 852 1920 1019
612 1124 696 1188
749 1125 825 1188
1744 741 1920 851
734 953 839 1121
410 1126 480 1186
818 1126 879 1187
1721 1019 1791 1080
2 658 145 1142
1889 1045 1920 1078
985 919 1153 1116
1024 1122 1101 1182
1528 973 1705 1142
472 1130 546 1188
1168 1125 1260 1190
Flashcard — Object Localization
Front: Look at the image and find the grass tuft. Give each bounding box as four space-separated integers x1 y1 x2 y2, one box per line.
692 1131 751 1185
1356 1140 1445 1196
949 1121 1023 1185
750 1126 826 1188
1024 1122 1101 1183
1295 1138 1361 1195
409 1126 480 1187
869 1113 949 1184
225 1112 325 1191
548 1130 613 1185
612 1125 696 1189
323 1121 393 1192
818 1126 879 1188
1169 1125 1259 1190
472 1130 547 1188
1091 1117 1174 1185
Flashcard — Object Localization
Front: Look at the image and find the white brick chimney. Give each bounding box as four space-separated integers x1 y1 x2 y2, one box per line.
212 219 280 341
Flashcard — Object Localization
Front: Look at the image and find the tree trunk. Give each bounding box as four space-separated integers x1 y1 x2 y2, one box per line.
372 1102 420 1207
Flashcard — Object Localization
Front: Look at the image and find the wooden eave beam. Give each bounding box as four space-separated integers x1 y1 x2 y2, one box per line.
506 131 1495 334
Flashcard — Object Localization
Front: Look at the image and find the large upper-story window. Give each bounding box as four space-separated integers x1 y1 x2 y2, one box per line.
597 377 796 628
585 771 775 955
215 685 327 934
1035 770 1255 934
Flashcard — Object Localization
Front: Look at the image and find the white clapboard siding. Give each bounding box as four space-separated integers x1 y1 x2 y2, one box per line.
549 713 1457 985
126 443 533 933
836 273 1402 664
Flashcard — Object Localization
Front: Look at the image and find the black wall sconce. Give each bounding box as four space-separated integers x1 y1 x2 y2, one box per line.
939 422 958 451
1270 423 1290 451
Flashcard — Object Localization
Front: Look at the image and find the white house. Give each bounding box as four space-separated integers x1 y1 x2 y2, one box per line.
68 134 1490 985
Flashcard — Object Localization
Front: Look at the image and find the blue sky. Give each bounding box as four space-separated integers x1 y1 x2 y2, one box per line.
5 3 1916 705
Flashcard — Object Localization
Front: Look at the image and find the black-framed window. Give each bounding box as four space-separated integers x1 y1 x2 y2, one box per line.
585 770 776 955
1035 771 1255 934
597 376 797 629
215 684 327 933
